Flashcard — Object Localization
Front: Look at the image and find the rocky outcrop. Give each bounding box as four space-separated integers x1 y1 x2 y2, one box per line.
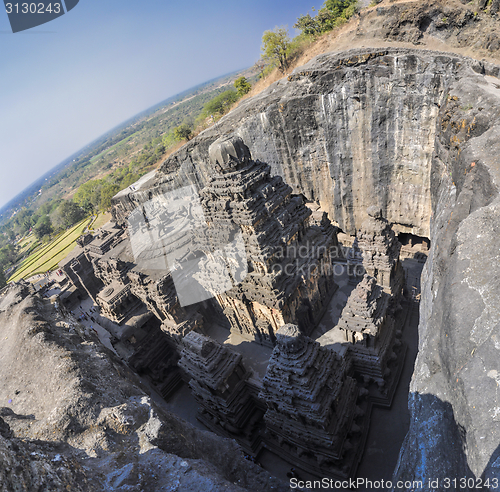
370 0 500 52
0 284 287 491
393 54 500 489
111 46 500 489
0 415 93 492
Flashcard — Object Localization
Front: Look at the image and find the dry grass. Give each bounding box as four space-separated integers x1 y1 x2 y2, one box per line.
90 212 112 230
155 140 186 167
234 0 500 106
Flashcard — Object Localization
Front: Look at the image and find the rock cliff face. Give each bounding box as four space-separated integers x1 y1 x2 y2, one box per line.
112 47 500 489
394 56 500 488
115 48 485 239
367 0 500 53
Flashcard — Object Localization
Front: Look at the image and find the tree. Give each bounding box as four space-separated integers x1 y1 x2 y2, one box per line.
234 77 251 97
5 228 15 242
33 216 53 240
74 180 104 214
0 269 6 289
13 208 34 235
295 1 358 35
294 13 321 36
261 26 291 74
203 90 239 117
40 199 61 216
324 0 358 19
0 245 17 268
53 200 85 229
100 183 120 211
173 123 193 142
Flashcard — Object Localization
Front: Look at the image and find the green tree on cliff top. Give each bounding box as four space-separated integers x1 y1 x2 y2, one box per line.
261 26 291 74
234 77 251 97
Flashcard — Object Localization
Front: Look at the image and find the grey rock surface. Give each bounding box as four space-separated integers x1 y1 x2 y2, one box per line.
114 48 488 239
394 67 500 489
112 46 500 490
0 284 287 491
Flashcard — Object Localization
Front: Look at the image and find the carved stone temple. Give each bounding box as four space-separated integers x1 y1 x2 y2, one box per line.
195 136 339 346
93 257 141 323
356 206 405 298
259 324 369 479
179 331 264 453
336 274 405 405
55 134 423 481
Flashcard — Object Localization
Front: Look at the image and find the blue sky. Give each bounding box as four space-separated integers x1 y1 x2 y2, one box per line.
0 0 313 208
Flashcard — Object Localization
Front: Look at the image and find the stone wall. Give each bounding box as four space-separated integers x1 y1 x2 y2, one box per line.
112 48 485 238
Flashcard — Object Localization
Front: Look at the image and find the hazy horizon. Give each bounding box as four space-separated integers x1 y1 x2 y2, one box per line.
0 0 311 209
0 68 246 213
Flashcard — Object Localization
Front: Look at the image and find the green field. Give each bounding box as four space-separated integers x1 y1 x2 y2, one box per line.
8 218 91 282
17 234 40 256
89 133 137 164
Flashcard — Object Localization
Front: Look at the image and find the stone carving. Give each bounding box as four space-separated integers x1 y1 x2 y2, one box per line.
93 257 130 286
356 207 405 297
195 136 338 346
179 332 263 453
59 133 420 481
95 281 140 323
259 324 369 479
60 249 104 302
346 238 364 285
128 324 182 400
336 274 405 405
86 226 124 256
59 222 125 302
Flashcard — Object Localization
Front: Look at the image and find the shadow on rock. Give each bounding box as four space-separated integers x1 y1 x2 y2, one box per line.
392 393 499 491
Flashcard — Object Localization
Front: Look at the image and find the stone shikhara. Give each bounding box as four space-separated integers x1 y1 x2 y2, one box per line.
57 132 414 480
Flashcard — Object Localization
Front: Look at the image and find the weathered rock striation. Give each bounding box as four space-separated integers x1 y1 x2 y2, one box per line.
113 48 467 238
393 59 500 491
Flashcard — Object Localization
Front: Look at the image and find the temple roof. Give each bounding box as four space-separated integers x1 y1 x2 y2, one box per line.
179 332 244 392
337 275 389 336
260 324 346 427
